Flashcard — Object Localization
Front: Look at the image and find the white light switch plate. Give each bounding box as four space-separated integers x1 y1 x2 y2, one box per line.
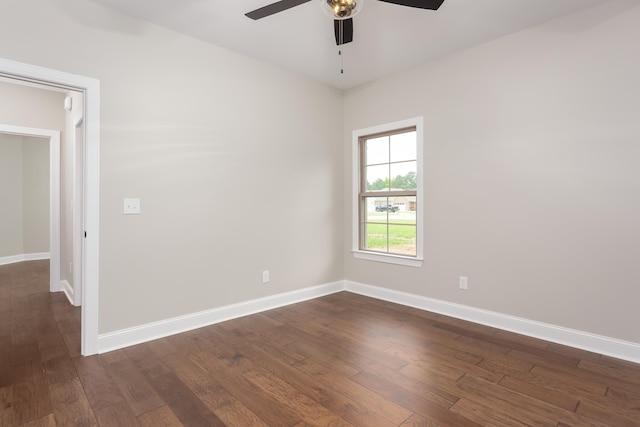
123 198 141 214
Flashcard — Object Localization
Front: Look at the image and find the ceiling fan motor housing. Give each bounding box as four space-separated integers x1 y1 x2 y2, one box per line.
327 0 359 19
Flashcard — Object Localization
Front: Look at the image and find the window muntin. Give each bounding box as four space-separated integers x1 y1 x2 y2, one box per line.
352 117 423 267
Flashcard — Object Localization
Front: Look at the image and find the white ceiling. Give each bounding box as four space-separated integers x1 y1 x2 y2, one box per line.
88 0 608 90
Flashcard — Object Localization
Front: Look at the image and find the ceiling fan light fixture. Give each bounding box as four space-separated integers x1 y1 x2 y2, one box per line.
322 0 363 20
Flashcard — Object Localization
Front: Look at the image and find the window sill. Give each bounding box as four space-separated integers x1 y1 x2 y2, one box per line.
352 250 423 267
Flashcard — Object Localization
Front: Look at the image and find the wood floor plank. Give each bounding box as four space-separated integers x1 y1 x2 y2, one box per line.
279 326 363 377
96 350 129 367
398 413 442 427
213 400 269 427
11 371 53 426
455 374 613 427
72 356 127 412
48 378 97 427
144 372 226 427
450 398 536 427
11 343 40 367
454 375 559 427
163 329 208 352
606 385 640 411
16 413 57 427
104 359 164 416
579 357 640 384
230 337 399 427
243 369 354 427
61 332 81 359
136 405 183 427
132 356 172 380
425 341 484 365
477 356 535 378
0 336 12 388
160 352 235 412
192 353 302 426
11 360 42 386
497 374 579 411
0 385 13 427
398 345 502 384
576 399 640 427
93 401 140 427
42 356 77 386
142 339 178 359
350 371 482 427
529 364 609 396
293 358 413 425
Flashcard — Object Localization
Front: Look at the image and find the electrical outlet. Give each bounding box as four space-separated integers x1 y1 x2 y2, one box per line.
262 270 270 284
459 276 468 290
123 198 141 214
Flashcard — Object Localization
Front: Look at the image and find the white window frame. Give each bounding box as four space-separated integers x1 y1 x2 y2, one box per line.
352 117 424 267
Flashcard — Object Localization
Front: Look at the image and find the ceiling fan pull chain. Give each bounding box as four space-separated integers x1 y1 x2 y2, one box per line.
339 20 344 74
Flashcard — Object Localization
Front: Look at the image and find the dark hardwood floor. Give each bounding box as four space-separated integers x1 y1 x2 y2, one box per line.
2 260 640 426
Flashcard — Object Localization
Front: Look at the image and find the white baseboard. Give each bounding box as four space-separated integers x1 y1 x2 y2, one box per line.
0 252 50 266
97 281 345 354
344 280 640 364
96 277 640 364
61 280 80 306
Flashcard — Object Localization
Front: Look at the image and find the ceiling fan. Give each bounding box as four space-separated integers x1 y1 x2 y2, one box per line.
245 0 446 46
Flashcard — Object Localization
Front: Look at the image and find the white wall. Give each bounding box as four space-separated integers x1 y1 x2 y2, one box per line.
344 0 640 344
0 0 344 334
0 134 50 258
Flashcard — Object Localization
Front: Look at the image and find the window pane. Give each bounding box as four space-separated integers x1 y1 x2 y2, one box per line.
364 196 390 222
390 161 417 190
390 131 416 162
388 224 416 256
389 196 416 225
364 222 387 252
365 136 389 165
366 164 389 191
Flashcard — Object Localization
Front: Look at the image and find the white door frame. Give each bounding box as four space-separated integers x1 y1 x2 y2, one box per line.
0 57 101 356
0 125 60 293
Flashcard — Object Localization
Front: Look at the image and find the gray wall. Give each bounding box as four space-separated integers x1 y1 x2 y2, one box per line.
344 0 640 344
0 135 24 257
0 133 50 258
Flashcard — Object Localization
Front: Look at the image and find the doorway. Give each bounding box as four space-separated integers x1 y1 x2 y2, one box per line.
0 126 60 295
0 58 101 355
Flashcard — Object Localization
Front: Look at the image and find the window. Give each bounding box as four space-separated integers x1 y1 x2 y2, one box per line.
352 117 423 267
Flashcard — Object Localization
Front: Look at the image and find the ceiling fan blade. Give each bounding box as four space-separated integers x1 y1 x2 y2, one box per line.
334 18 354 46
245 0 312 20
377 0 445 10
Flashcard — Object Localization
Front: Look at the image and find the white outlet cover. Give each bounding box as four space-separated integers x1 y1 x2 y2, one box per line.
123 198 141 214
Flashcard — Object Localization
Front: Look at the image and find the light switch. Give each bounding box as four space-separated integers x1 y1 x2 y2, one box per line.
123 198 141 214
